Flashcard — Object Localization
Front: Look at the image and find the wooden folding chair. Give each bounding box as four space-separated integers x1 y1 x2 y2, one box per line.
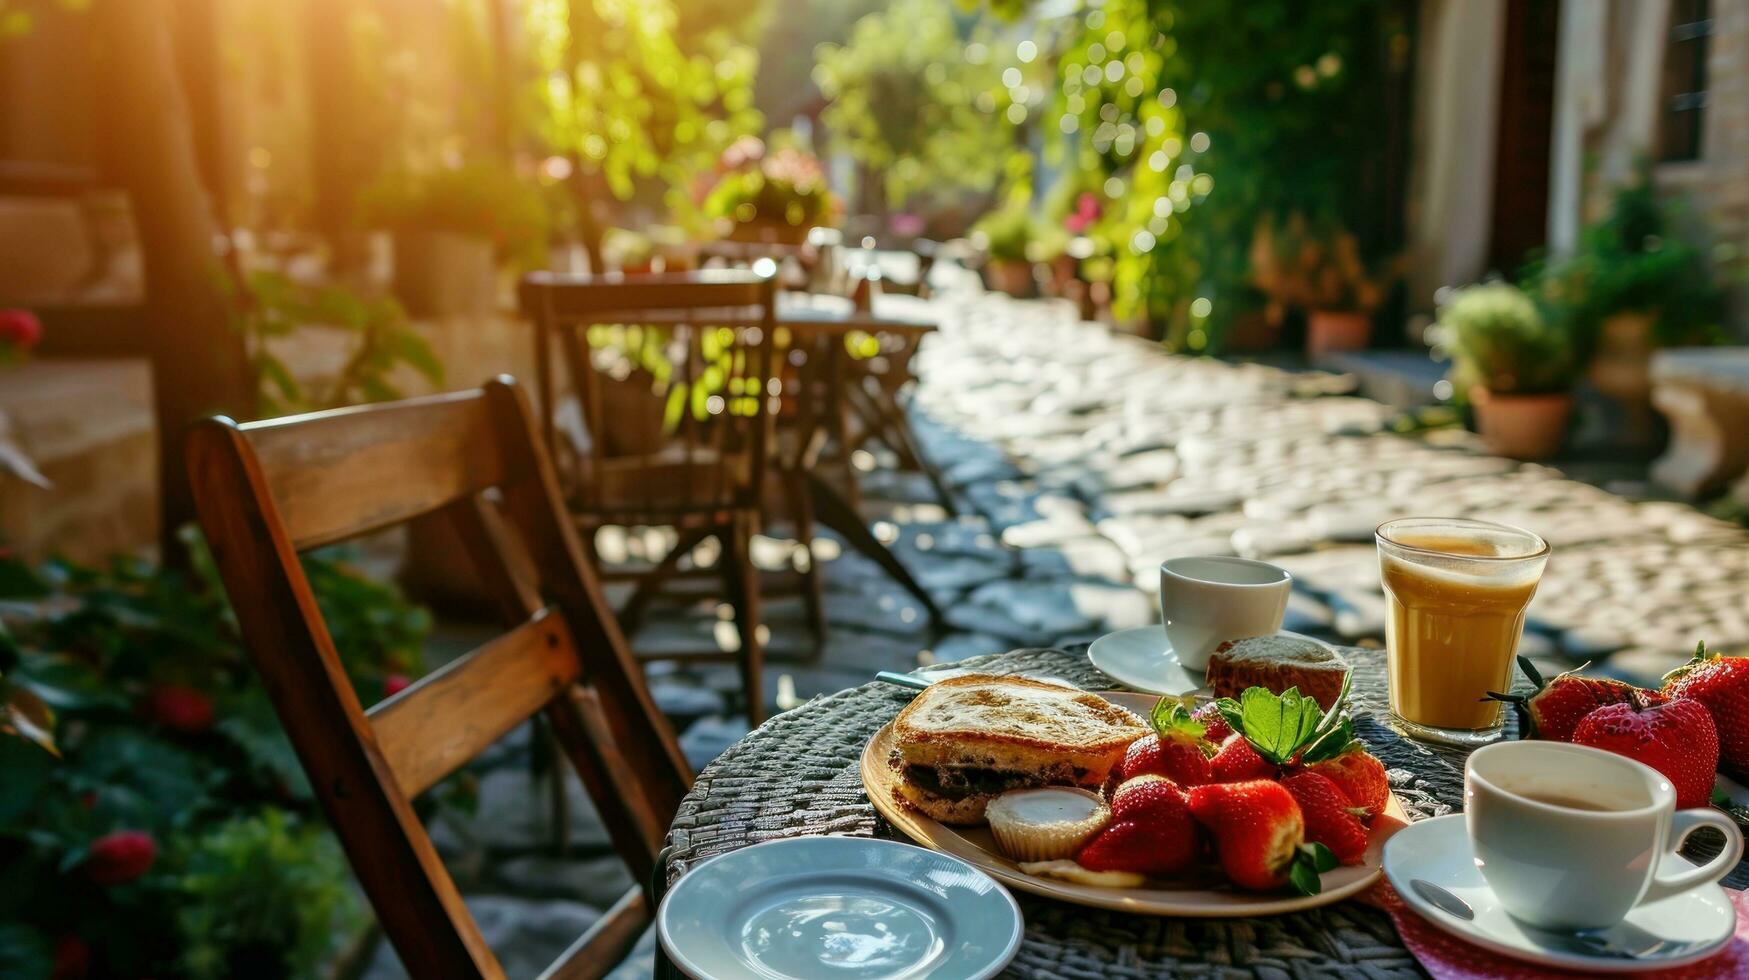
521 270 779 724
186 378 690 980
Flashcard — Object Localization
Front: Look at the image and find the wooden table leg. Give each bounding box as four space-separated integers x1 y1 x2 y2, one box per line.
804 470 943 628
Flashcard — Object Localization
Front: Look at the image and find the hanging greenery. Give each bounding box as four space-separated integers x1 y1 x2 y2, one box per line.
813 0 1019 209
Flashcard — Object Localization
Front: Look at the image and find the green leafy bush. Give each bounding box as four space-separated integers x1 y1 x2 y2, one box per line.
1532 174 1727 353
233 270 443 417
972 201 1034 263
0 529 431 979
1437 282 1576 395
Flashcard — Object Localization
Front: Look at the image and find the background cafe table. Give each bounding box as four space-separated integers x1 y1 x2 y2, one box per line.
657 646 1749 978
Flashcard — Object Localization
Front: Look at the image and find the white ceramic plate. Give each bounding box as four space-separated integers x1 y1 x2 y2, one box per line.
863 690 1408 916
1088 626 1335 696
658 836 1023 980
1384 813 1737 972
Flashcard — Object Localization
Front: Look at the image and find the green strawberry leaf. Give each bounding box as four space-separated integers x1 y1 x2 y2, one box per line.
1307 672 1353 741
1150 695 1205 741
1286 842 1336 895
1299 717 1357 765
1236 686 1323 765
1516 654 1544 691
1214 696 1245 736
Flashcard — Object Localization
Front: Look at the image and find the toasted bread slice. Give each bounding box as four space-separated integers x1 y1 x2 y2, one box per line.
892 674 1148 778
890 778 997 825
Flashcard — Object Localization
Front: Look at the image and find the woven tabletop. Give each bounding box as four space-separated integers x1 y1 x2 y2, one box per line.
662 646 1748 978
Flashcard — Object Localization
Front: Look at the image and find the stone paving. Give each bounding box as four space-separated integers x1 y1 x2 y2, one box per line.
367 288 1749 978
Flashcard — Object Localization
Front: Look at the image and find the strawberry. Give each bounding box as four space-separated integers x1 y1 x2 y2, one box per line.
1280 771 1369 865
1663 643 1749 781
1302 747 1390 820
1489 656 1654 742
1121 699 1214 786
1210 734 1274 783
1193 702 1232 742
1187 779 1333 893
1572 697 1719 809
85 830 156 885
1078 776 1199 876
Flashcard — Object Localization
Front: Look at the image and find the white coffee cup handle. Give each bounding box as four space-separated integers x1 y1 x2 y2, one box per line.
1640 809 1744 905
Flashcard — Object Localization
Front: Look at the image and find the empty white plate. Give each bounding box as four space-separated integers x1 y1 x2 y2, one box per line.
658 836 1024 980
1384 813 1737 972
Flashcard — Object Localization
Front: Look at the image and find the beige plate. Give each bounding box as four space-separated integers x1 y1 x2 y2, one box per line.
861 690 1409 917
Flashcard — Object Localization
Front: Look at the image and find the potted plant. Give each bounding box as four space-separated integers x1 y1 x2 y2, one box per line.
1533 175 1725 446
1438 282 1579 460
1250 214 1396 358
358 161 549 317
973 203 1035 297
602 228 657 275
701 136 838 246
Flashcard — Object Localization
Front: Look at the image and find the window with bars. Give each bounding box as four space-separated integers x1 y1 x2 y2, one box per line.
1658 0 1712 162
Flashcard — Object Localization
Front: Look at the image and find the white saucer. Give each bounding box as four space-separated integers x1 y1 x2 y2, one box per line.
658 836 1023 980
1383 814 1737 972
1087 626 1330 696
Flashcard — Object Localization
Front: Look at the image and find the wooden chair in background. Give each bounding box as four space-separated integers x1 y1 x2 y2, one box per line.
186 379 690 979
520 270 781 724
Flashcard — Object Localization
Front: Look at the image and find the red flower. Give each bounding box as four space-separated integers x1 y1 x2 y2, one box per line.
383 673 413 697
0 309 42 349
85 830 156 885
144 684 214 734
51 935 89 980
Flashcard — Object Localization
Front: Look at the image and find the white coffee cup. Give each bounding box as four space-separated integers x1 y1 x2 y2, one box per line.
1158 557 1291 671
1465 740 1744 932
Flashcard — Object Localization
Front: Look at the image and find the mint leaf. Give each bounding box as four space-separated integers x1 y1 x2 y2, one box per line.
1239 686 1322 765
1150 695 1205 740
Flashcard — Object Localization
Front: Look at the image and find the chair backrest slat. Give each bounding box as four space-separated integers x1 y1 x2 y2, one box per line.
187 378 690 980
368 609 579 798
520 270 777 522
244 391 509 549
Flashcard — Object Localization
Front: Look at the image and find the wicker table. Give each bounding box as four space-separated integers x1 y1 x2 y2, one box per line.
659 646 1748 978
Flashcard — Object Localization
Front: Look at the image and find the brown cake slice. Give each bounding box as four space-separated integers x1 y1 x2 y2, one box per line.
1205 634 1350 711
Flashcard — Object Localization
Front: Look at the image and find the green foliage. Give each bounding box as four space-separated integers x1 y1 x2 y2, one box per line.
1531 173 1728 352
233 269 443 417
357 160 552 269
1437 282 1578 395
814 0 1016 208
701 137 838 230
0 529 433 978
523 0 762 223
984 0 1407 351
175 811 359 980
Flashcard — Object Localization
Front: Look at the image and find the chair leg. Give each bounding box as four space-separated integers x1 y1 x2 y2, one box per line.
874 392 958 518
783 468 828 650
723 513 766 726
619 525 715 634
804 470 944 628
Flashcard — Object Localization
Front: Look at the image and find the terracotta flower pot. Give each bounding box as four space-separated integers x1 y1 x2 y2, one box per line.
985 259 1035 298
1306 309 1373 359
1470 386 1573 461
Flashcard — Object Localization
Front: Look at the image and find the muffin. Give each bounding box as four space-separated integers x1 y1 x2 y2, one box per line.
985 787 1111 862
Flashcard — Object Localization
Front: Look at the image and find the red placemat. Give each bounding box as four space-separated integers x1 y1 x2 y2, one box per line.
1366 881 1749 978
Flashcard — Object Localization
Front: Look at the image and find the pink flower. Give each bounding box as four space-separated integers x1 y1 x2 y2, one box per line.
0 309 42 349
383 673 413 697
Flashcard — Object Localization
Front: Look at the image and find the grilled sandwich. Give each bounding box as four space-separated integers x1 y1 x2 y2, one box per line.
887 674 1148 824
